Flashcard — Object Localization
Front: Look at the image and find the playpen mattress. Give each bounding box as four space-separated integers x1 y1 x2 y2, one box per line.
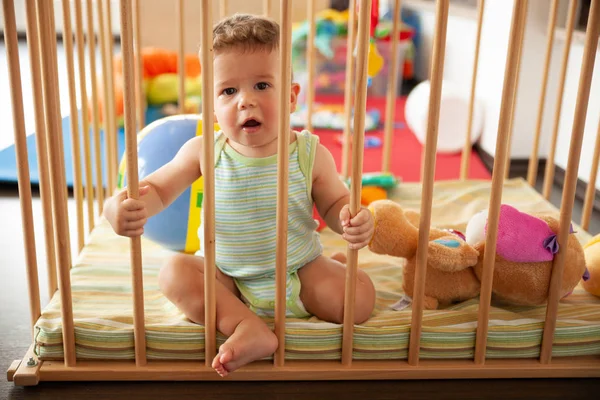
34 178 600 361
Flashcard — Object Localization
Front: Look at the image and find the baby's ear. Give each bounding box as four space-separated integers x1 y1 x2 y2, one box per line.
290 83 301 113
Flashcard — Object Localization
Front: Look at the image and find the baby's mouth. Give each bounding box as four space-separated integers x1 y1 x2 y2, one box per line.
242 119 261 128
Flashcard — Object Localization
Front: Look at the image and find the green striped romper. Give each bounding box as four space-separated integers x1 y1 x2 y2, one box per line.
196 130 323 318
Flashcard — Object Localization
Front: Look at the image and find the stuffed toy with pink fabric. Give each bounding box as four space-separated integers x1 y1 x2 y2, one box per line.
367 200 481 310
465 204 589 306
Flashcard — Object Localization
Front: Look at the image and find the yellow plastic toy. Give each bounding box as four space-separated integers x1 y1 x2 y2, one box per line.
367 41 384 78
582 234 600 297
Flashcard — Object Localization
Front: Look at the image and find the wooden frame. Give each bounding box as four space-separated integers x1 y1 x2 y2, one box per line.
4 0 600 386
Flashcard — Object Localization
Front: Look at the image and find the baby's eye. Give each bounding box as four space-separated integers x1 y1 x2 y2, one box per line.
222 88 236 96
255 82 270 90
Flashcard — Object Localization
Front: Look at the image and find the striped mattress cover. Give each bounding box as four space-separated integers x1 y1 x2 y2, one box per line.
33 178 600 360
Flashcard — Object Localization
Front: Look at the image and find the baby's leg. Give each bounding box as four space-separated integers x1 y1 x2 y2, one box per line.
297 255 376 324
158 254 278 377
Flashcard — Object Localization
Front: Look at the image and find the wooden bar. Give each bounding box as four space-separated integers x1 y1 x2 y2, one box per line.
11 346 41 387
527 0 558 186
87 0 105 215
133 0 145 129
341 0 372 366
75 0 95 231
341 0 357 179
220 0 227 19
542 0 577 199
305 0 316 132
4 0 41 337
407 0 448 367
64 0 85 252
97 0 115 196
105 0 119 192
540 0 600 364
200 0 217 367
119 0 147 366
460 0 484 180
25 0 57 295
582 119 600 231
264 0 271 16
275 0 293 367
178 0 185 114
7 358 600 384
6 360 20 382
504 0 528 180
382 0 403 173
36 0 76 367
474 0 528 365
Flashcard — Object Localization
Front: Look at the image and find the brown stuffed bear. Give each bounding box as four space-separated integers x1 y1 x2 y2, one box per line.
465 204 588 306
367 200 481 310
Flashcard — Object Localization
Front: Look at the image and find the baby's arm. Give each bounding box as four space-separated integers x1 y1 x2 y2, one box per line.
311 144 374 249
311 144 349 235
104 136 203 236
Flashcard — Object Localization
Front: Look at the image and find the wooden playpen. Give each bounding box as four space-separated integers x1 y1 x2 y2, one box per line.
4 0 600 386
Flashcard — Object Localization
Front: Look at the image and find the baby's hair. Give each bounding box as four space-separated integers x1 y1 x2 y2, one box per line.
212 14 279 55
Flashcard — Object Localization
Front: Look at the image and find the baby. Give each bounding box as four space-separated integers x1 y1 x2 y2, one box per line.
104 14 376 377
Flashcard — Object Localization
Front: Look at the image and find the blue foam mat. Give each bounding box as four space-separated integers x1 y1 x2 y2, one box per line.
0 106 166 187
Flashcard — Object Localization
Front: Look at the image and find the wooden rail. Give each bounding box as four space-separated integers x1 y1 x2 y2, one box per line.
341 0 372 366
474 0 528 365
408 0 449 366
540 0 600 364
119 0 147 366
274 0 293 367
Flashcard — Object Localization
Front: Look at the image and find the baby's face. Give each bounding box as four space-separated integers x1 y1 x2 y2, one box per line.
213 48 299 155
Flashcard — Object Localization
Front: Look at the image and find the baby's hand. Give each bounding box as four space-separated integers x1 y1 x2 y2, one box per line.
105 185 150 237
339 205 374 250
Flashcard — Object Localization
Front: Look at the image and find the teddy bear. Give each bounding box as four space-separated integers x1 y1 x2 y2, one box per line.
464 204 589 306
367 200 481 310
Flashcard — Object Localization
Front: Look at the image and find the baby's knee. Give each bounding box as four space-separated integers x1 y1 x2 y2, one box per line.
354 270 376 324
158 254 188 296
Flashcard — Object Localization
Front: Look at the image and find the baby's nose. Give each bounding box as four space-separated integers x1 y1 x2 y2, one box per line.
238 92 257 109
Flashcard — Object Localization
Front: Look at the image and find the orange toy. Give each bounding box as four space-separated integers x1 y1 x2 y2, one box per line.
361 186 387 206
111 48 201 79
95 47 202 125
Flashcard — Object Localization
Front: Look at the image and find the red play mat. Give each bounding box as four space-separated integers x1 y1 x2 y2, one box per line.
311 94 491 182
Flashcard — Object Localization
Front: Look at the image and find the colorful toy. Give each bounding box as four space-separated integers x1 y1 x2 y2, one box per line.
290 103 380 131
582 234 600 297
346 172 399 189
336 134 381 148
361 186 387 205
368 200 481 310
465 205 589 305
291 18 340 60
362 0 384 85
117 115 217 253
96 48 203 128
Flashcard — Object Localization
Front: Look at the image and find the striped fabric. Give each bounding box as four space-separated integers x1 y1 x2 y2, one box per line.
196 130 321 317
197 130 321 273
33 178 600 360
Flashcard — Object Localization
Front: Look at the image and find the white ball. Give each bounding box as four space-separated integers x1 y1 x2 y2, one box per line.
465 209 489 246
404 80 484 154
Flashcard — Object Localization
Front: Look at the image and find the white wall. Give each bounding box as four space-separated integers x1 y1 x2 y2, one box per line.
0 1 122 36
555 45 600 187
407 0 599 187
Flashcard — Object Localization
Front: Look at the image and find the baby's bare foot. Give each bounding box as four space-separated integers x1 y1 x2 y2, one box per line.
211 318 278 377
